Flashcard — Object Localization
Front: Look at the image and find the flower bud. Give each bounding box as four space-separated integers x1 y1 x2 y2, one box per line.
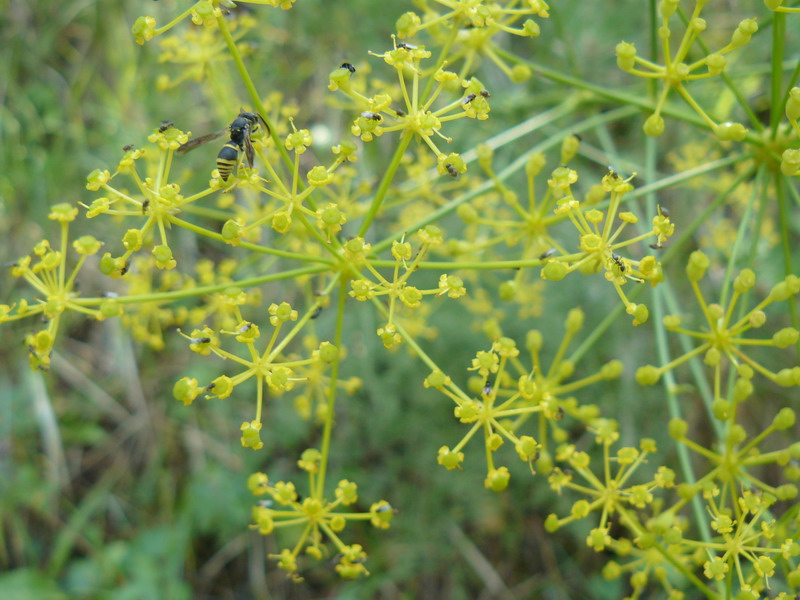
541 261 568 281
615 41 637 71
636 365 661 385
686 250 709 281
714 122 747 141
773 407 796 430
484 467 510 492
668 418 688 440
643 114 665 137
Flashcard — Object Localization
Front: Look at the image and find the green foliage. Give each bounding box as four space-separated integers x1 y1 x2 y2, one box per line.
3 0 800 598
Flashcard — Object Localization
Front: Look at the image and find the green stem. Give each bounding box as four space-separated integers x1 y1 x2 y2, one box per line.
357 131 413 237
675 7 763 132
769 12 786 138
644 132 715 557
215 13 294 172
316 280 348 496
627 155 744 202
72 264 329 306
495 47 766 147
718 167 764 308
568 291 640 364
662 167 756 265
372 106 639 254
168 216 335 264
776 173 800 358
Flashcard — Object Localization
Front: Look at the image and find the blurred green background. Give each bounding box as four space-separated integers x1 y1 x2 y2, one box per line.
1 1 788 599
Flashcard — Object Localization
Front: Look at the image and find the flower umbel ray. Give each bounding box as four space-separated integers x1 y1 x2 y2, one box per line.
636 252 800 390
247 459 393 579
541 168 674 326
4 203 107 371
427 313 622 491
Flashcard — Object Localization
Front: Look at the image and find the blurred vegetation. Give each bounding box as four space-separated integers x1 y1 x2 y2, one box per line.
1 0 798 599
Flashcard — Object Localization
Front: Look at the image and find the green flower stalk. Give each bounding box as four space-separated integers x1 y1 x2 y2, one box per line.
427 311 622 489
636 251 800 390
248 469 392 579
174 300 336 449
331 37 495 178
2 204 106 371
347 227 466 349
396 0 549 81
616 1 757 139
541 168 674 325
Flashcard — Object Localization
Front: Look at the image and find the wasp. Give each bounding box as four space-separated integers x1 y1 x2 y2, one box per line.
177 110 269 181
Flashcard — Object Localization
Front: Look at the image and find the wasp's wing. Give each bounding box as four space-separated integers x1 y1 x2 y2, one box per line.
243 133 255 169
176 128 228 154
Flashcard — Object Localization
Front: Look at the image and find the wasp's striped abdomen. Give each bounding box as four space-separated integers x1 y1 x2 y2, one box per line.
216 142 240 181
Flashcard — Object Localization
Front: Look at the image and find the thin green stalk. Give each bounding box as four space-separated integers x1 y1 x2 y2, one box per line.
357 131 413 237
316 280 348 496
495 47 767 147
568 292 639 364
627 155 745 202
662 167 756 265
215 13 294 173
72 264 329 306
168 215 336 264
769 13 786 138
372 106 639 254
369 298 441 374
776 173 800 358
660 283 720 439
648 0 659 104
718 167 764 308
675 7 763 132
644 132 715 561
369 258 548 270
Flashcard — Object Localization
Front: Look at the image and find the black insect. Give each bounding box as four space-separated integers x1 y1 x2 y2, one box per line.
611 253 625 272
122 144 135 151
539 248 557 260
341 62 356 73
462 93 477 105
445 163 459 178
360 111 382 121
177 110 270 181
479 89 491 98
